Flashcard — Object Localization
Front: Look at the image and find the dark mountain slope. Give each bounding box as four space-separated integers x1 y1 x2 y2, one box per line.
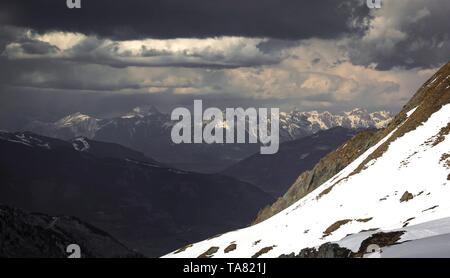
0 131 274 257
71 136 160 164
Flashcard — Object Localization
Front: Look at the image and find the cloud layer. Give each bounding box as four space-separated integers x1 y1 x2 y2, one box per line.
0 0 449 129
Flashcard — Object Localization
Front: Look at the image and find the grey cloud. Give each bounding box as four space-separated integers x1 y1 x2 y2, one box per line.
0 57 201 92
11 40 59 55
348 0 450 69
2 31 285 69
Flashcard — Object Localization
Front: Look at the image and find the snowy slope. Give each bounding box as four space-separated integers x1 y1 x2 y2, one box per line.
333 217 450 258
164 64 450 258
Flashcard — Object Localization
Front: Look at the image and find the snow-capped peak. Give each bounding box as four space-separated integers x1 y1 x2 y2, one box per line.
55 112 97 128
50 112 100 139
279 109 392 140
28 106 392 143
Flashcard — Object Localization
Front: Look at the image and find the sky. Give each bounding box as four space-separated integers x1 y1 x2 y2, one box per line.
0 0 449 129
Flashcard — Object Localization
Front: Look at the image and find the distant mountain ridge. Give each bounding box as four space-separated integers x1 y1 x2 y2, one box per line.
279 108 391 140
26 107 392 173
28 107 392 142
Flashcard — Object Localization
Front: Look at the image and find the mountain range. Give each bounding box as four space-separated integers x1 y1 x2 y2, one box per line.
26 107 392 173
165 61 450 258
278 108 391 141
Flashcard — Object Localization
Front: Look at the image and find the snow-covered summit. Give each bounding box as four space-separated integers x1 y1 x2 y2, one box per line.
55 112 98 128
25 112 101 140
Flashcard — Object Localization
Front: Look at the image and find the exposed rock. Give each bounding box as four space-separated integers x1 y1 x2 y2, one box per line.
252 246 275 258
356 218 373 223
356 231 405 255
323 219 353 238
431 123 450 146
281 231 405 258
440 153 450 168
198 247 220 258
316 185 335 200
279 243 352 258
400 191 414 202
224 243 237 253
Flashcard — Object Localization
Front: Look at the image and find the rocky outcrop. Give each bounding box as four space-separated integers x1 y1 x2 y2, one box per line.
279 243 353 258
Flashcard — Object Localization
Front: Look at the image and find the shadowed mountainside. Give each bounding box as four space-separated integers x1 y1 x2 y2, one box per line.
0 132 274 257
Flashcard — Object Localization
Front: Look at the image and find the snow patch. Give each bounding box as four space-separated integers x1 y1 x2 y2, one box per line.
406 107 418 117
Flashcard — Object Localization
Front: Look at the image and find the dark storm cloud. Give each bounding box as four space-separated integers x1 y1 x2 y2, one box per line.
348 0 450 70
0 0 369 40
